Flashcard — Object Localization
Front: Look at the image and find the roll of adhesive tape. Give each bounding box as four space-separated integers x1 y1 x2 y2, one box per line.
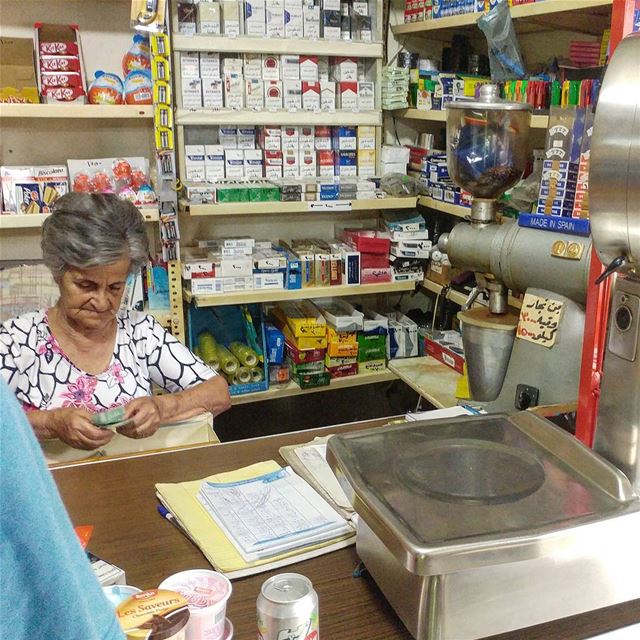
217 345 239 375
229 342 259 368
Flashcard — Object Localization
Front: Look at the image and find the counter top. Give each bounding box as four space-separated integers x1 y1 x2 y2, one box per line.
53 417 640 640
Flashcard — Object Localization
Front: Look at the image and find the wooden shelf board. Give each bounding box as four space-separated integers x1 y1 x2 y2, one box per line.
392 108 549 129
418 196 469 219
175 109 382 126
0 104 154 119
0 206 159 230
186 197 417 216
391 0 612 36
185 281 416 307
231 369 398 405
172 34 383 57
388 356 460 409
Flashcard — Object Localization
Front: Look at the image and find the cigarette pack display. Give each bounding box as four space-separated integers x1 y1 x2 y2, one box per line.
316 299 364 331
221 0 242 36
225 150 245 178
303 0 321 38
299 126 315 149
244 53 263 79
281 55 300 80
283 149 299 177
285 0 304 37
202 78 223 109
224 72 244 109
333 126 357 149
282 126 300 149
338 81 358 109
222 56 243 76
318 57 330 81
331 57 358 81
219 126 238 147
262 55 281 80
302 81 321 111
315 126 332 149
253 272 285 289
266 0 285 37
245 78 264 109
322 10 341 39
244 149 264 178
341 15 352 40
319 81 336 111
200 52 221 78
358 81 375 109
237 126 257 148
386 311 418 358
300 55 319 82
180 51 200 79
199 1 222 34
177 2 198 33
284 80 302 110
245 0 267 35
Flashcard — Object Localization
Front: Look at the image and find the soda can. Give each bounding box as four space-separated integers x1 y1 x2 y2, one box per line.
257 573 319 640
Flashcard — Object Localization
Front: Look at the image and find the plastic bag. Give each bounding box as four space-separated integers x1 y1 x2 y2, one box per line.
477 0 526 81
380 173 422 197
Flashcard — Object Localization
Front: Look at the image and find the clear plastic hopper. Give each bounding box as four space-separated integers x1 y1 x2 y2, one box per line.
446 84 532 226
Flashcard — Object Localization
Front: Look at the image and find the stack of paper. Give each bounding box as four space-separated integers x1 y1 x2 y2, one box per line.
156 460 355 579
382 65 409 111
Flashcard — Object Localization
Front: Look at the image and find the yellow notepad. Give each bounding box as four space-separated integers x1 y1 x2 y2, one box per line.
156 460 355 579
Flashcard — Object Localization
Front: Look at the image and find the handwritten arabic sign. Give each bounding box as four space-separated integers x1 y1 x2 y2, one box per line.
516 293 564 348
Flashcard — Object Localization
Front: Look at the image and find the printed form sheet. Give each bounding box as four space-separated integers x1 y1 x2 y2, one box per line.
197 467 351 561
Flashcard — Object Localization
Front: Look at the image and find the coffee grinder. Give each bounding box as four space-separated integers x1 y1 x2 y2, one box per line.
438 85 591 411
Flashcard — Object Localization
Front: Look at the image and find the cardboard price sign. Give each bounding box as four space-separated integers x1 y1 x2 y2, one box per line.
516 293 564 348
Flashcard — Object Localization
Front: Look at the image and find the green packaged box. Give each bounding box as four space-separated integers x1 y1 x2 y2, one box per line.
288 358 325 375
292 371 331 389
357 334 387 362
216 186 250 203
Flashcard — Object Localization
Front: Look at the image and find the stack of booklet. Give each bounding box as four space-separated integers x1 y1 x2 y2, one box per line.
156 455 357 579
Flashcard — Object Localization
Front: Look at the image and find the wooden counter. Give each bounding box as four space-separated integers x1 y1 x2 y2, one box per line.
53 417 640 640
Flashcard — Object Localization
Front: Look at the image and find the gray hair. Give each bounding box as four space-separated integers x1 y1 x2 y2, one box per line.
42 193 149 279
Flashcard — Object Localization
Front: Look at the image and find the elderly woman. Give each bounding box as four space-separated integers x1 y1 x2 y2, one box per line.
0 193 230 455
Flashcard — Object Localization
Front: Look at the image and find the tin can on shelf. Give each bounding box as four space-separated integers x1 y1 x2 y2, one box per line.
257 573 319 640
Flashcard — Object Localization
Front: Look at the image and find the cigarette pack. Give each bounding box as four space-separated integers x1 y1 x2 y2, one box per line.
224 72 244 109
302 81 321 111
244 149 264 178
285 0 304 37
320 81 336 110
244 53 263 79
266 0 285 37
225 150 245 178
303 0 321 38
331 56 358 81
338 81 358 109
221 0 241 36
282 126 300 149
199 1 222 34
358 81 375 110
284 80 302 110
219 126 238 148
281 55 300 80
262 55 280 81
202 78 223 109
300 55 319 82
200 52 221 78
180 51 200 78
245 0 267 36
245 78 265 109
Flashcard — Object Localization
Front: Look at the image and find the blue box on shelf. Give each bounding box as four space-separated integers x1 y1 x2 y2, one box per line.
186 303 269 396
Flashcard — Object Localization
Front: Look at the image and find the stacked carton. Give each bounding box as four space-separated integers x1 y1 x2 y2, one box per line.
383 212 431 283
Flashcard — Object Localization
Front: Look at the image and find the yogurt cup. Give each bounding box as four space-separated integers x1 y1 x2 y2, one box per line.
222 618 233 640
159 570 232 640
116 588 190 640
103 584 142 607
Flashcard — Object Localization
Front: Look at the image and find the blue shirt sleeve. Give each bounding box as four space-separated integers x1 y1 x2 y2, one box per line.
0 381 125 640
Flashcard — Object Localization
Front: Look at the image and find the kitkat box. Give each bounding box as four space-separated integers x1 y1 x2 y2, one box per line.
34 23 87 104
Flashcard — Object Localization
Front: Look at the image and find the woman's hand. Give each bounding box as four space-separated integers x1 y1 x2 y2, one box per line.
118 396 163 439
50 407 114 450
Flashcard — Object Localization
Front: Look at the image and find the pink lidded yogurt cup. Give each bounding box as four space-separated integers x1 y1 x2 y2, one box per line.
159 570 232 640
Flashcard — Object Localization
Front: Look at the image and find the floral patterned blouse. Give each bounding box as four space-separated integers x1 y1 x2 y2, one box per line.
0 309 216 413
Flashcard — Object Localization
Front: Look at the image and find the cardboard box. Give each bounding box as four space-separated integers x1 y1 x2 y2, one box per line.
273 300 326 337
424 332 465 374
386 311 418 359
315 299 364 331
0 38 39 103
221 0 242 36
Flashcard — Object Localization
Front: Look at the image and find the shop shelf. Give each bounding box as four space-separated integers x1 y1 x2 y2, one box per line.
0 104 154 119
231 368 398 405
418 196 470 219
391 0 612 37
185 197 418 216
172 34 383 57
184 280 416 307
391 109 549 129
175 108 382 126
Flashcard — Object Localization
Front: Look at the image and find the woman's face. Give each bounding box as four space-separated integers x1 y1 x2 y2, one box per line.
57 257 131 332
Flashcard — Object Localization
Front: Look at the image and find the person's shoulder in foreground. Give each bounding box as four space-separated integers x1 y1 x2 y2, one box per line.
0 381 124 640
